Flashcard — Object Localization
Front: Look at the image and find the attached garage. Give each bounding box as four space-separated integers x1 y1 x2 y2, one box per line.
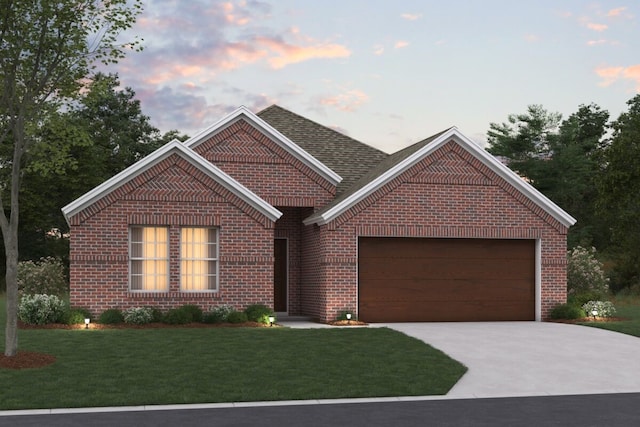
358 237 536 322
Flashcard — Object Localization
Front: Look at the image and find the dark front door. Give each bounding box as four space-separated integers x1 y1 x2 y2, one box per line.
274 238 288 312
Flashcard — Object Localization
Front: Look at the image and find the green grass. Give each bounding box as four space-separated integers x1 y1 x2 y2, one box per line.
578 295 640 337
0 295 466 410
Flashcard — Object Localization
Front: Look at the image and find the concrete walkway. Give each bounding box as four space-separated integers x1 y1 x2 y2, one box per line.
380 322 640 398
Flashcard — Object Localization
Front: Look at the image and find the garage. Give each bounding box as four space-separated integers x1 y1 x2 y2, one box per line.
358 237 536 322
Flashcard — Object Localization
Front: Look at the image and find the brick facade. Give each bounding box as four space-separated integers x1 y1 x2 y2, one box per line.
66 111 571 322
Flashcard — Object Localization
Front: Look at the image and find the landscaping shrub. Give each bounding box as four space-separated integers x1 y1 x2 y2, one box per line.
582 300 616 318
98 308 124 324
148 307 164 323
244 304 272 324
18 294 67 325
567 246 609 298
163 307 192 325
567 290 606 308
203 304 234 323
123 307 154 325
549 303 585 320
179 304 203 323
17 257 68 296
63 307 92 325
227 310 248 324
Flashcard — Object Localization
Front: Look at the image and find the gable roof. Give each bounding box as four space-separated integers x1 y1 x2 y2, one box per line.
185 105 342 187
303 127 577 228
62 140 283 224
257 105 388 194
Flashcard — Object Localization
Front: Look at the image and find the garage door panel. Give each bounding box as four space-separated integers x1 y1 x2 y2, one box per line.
360 299 534 322
361 278 534 301
358 237 535 322
358 258 534 281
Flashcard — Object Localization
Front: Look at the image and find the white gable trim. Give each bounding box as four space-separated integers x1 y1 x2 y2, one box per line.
62 139 282 224
185 106 342 186
304 127 577 227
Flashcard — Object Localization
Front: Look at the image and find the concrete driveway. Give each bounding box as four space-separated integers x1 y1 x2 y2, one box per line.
380 322 640 398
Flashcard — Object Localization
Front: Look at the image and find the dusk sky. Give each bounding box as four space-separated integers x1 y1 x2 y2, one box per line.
111 1 640 153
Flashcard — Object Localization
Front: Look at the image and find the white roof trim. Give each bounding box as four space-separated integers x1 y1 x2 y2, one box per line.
185 106 342 186
62 139 282 224
304 127 576 228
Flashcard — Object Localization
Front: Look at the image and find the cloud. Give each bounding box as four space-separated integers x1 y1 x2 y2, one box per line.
373 45 384 55
595 65 640 90
318 89 370 112
401 13 422 21
524 34 539 43
606 7 627 18
587 22 608 32
256 34 351 69
587 39 608 46
394 40 409 49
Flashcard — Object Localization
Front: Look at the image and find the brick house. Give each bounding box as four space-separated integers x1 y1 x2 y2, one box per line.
62 105 575 322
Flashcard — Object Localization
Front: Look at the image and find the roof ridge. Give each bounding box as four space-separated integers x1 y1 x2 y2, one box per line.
257 104 387 156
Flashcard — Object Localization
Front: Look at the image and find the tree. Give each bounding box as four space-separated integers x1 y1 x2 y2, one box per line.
0 0 143 356
597 94 640 290
486 104 609 249
487 104 562 182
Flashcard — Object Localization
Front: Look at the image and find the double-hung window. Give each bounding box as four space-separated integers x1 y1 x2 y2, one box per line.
181 228 218 291
130 227 169 291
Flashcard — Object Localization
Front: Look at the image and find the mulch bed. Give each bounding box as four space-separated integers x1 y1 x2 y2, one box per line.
327 319 368 326
549 317 628 324
0 351 57 370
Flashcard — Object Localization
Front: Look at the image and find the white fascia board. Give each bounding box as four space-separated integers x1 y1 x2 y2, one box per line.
305 127 576 228
185 106 342 186
62 140 282 224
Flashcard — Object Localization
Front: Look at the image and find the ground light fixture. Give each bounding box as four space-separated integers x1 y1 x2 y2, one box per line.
84 318 90 329
346 313 352 324
591 310 598 320
268 316 275 327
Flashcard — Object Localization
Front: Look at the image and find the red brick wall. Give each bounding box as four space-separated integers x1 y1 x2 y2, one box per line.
309 141 569 321
68 154 276 317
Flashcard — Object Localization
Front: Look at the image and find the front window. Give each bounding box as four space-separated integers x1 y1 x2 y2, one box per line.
130 227 169 291
181 227 218 291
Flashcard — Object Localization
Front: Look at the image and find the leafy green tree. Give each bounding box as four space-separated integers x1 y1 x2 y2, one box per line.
0 0 143 357
487 104 562 182
597 94 640 290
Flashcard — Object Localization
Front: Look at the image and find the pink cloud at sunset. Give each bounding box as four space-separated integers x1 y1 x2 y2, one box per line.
394 40 409 49
319 89 369 112
587 22 609 32
596 65 640 90
256 36 350 69
401 13 422 21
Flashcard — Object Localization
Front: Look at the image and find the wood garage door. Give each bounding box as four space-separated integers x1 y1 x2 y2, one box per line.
358 237 535 322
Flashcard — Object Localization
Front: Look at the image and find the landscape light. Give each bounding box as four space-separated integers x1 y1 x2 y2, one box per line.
84 318 90 329
591 310 598 320
268 316 275 327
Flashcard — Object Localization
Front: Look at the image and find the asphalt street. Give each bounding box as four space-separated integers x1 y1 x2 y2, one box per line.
2 393 639 427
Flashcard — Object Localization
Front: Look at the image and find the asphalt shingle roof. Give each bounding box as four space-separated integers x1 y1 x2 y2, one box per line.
257 105 388 194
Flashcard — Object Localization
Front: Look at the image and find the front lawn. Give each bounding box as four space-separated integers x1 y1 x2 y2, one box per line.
578 295 640 337
0 295 466 410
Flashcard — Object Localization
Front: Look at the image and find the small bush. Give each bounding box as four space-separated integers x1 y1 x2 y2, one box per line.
179 304 203 323
567 246 609 298
203 304 235 323
163 307 192 325
227 310 248 324
549 303 585 320
244 304 273 324
63 307 92 325
17 257 68 296
567 290 605 308
582 300 616 318
123 307 154 325
148 307 164 323
98 308 124 324
18 294 67 325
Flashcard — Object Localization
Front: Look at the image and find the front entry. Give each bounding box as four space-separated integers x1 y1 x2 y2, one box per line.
274 238 288 312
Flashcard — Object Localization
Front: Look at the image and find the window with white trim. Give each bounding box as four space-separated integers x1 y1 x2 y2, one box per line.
181 227 218 291
130 227 169 291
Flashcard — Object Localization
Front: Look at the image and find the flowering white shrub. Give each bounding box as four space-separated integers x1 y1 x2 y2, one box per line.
567 246 609 296
17 257 68 296
123 307 154 324
18 294 67 325
582 300 616 318
204 304 235 323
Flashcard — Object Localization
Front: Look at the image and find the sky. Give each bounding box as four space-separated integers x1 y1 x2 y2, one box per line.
109 0 640 153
